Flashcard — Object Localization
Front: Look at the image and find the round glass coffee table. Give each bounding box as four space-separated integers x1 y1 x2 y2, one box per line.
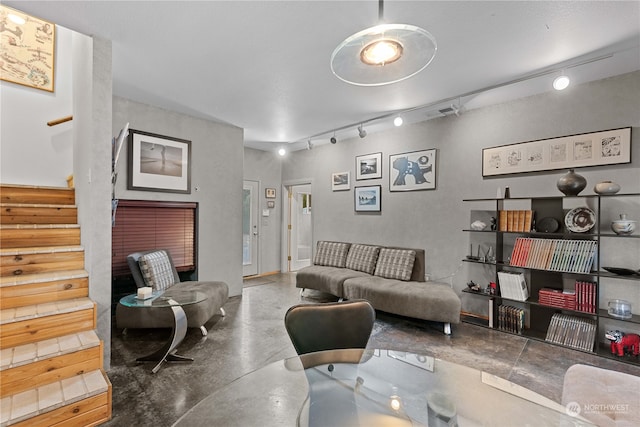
173 349 595 426
119 290 207 373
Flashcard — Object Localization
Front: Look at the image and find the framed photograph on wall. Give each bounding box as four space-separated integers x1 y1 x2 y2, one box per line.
332 171 350 191
389 148 437 191
354 185 381 212
355 152 382 180
265 188 276 198
267 200 275 208
127 129 191 194
482 127 632 177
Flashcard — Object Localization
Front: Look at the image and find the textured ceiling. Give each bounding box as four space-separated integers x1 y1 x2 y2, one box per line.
8 1 640 151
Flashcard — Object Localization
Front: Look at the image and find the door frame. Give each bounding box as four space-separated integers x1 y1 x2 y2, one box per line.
242 180 260 277
281 178 313 273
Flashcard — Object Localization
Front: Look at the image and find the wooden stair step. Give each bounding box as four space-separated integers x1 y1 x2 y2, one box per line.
1 203 77 225
0 330 100 372
0 270 89 310
0 225 81 249
0 185 75 206
0 369 110 426
0 298 96 350
1 247 84 278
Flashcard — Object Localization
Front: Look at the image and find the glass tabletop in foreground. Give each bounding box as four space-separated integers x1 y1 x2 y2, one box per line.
173 349 595 427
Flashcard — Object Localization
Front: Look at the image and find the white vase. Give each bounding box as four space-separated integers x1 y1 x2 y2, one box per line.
594 181 621 195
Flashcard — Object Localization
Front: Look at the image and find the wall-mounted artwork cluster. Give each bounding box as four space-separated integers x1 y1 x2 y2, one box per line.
332 148 438 212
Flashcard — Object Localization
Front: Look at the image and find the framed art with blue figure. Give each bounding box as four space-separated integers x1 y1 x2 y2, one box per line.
389 148 437 191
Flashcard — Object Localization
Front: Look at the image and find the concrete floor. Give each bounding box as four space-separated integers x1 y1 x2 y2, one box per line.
105 273 640 426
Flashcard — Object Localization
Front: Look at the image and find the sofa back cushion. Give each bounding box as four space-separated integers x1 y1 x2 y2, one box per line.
374 248 416 281
313 241 351 268
138 250 177 291
345 244 381 274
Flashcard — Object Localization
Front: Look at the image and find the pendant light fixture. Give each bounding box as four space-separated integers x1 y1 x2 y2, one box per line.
331 0 437 86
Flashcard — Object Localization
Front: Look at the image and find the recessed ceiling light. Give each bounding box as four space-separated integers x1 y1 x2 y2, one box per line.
278 148 286 156
393 116 403 127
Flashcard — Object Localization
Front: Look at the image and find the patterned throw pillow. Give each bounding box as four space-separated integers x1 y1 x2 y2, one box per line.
345 244 381 274
138 250 176 291
374 248 416 281
313 241 351 268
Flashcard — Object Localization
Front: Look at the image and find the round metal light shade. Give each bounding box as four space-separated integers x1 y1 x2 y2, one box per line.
331 23 437 86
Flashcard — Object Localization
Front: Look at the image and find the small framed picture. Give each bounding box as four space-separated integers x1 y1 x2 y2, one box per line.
354 185 381 212
355 152 382 180
332 171 350 191
265 188 276 199
267 200 275 208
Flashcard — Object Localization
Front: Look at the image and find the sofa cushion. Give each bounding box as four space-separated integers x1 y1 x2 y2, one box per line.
374 248 416 281
296 265 371 298
345 244 381 274
138 250 176 291
313 241 351 268
343 277 461 324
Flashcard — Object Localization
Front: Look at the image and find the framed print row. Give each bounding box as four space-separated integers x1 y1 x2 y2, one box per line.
482 127 631 177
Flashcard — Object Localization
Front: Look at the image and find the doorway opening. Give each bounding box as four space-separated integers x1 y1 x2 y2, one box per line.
242 180 259 277
287 183 312 272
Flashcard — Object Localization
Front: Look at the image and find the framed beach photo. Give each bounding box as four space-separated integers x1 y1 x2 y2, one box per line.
355 152 382 180
127 130 191 194
332 171 350 191
354 185 381 212
389 149 437 191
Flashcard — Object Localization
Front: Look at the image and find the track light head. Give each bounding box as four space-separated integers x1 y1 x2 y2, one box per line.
307 139 313 150
330 136 337 144
358 124 367 139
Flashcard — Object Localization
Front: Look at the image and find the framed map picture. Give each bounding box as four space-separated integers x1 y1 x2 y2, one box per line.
0 5 56 92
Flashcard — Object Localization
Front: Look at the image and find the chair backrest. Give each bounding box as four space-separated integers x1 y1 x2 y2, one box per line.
284 300 376 356
127 250 180 290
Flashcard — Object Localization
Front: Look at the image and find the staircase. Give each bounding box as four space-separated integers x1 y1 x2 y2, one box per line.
0 184 112 426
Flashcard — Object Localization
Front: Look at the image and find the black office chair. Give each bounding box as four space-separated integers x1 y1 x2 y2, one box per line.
284 300 376 367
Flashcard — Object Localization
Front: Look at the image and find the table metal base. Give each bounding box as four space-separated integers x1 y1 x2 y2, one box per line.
136 300 192 373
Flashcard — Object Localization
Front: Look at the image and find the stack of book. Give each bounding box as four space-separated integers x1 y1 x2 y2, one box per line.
497 271 529 301
497 305 525 334
510 238 596 273
575 280 597 313
538 288 576 310
498 210 533 232
545 313 596 352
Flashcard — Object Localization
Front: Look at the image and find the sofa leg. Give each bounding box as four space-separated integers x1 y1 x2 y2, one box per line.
444 323 452 335
200 325 208 336
220 307 226 317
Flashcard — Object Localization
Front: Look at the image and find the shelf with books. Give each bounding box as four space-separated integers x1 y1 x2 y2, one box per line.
462 193 640 365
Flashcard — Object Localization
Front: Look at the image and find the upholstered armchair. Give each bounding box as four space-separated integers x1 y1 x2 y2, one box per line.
115 249 229 336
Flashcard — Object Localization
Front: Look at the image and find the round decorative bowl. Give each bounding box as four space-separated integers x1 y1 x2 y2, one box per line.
594 180 621 195
611 214 636 235
608 299 632 319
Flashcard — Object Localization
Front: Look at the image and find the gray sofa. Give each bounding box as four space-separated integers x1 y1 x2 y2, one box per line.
296 241 461 334
116 250 229 336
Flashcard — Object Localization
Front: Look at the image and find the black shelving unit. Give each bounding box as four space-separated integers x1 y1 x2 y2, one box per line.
462 193 640 366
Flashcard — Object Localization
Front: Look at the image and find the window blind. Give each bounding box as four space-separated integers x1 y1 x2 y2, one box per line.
112 200 197 277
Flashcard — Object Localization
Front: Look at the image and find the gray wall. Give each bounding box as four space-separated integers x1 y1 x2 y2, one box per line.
282 71 640 317
243 147 283 274
113 97 245 297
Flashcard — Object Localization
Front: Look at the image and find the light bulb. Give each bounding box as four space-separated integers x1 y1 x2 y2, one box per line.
278 148 286 156
394 116 403 127
360 39 403 66
553 75 570 91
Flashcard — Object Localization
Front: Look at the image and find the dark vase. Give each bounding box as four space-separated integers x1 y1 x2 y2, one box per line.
557 169 587 196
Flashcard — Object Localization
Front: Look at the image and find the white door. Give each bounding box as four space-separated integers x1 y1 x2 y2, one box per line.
242 181 259 276
289 184 312 271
